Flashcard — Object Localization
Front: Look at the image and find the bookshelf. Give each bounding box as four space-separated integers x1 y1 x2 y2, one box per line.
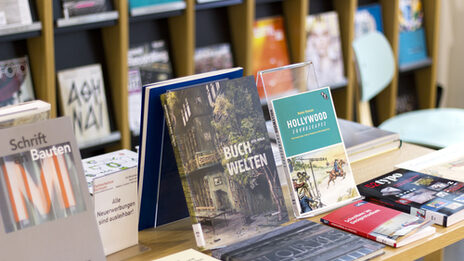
19 0 440 152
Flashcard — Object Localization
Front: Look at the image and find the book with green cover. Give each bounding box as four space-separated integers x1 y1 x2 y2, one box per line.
161 76 289 250
270 87 361 218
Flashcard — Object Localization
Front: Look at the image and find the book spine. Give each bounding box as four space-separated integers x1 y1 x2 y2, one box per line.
160 94 204 246
269 105 301 217
320 218 396 247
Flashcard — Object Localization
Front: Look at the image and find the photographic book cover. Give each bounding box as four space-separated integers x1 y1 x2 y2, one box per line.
355 3 384 39
271 87 361 218
358 169 464 227
57 64 111 145
194 43 234 74
306 11 346 88
0 117 105 260
61 0 108 18
128 40 172 134
0 0 33 26
161 76 288 249
0 56 35 108
398 0 428 67
253 16 293 99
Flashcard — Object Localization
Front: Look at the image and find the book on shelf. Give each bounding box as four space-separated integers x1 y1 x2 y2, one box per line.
83 149 139 255
61 0 108 18
398 0 429 68
138 68 243 230
321 200 435 248
338 118 401 163
0 100 50 128
128 40 173 135
306 11 346 88
0 56 35 107
270 87 361 218
397 142 464 182
212 219 385 261
161 76 289 249
194 43 234 74
358 168 464 227
155 248 219 261
253 16 293 100
355 3 383 39
0 117 105 260
57 63 111 146
0 0 33 27
129 0 186 16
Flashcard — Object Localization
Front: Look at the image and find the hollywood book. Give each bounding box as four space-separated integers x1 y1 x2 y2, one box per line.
270 87 361 218
358 168 464 227
57 64 111 146
161 76 289 249
0 117 105 260
0 56 35 108
213 219 385 261
305 11 346 88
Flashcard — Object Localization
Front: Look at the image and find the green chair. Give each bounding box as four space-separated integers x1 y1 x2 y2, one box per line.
352 31 464 148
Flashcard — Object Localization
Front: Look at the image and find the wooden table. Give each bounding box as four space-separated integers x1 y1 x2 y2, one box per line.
111 143 464 261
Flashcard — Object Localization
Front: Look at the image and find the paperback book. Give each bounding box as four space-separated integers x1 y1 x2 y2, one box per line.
138 68 243 230
270 87 361 218
253 16 293 100
321 200 435 248
306 11 346 88
128 40 173 134
0 0 33 26
0 56 35 108
61 0 108 18
397 142 464 183
213 219 385 261
194 43 234 74
0 117 105 260
398 0 429 68
161 76 289 249
57 64 111 146
129 0 186 16
355 3 383 39
0 100 50 129
358 168 464 227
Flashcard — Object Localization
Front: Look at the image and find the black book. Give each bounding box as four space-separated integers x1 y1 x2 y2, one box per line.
212 220 384 261
358 169 464 227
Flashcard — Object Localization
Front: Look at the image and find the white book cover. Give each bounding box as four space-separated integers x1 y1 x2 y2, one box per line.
154 248 219 261
83 149 139 255
0 56 35 107
0 117 105 260
0 0 33 26
58 64 111 145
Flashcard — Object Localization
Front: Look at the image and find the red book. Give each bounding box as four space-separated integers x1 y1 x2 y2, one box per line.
321 200 435 247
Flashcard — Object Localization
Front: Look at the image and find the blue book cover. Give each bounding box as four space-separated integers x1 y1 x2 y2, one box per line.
129 0 183 9
138 68 243 230
355 3 383 39
398 0 428 67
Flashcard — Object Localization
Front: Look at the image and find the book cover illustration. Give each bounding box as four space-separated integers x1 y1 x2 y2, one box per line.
0 117 105 260
128 40 172 134
321 200 435 247
129 0 184 9
61 0 108 18
253 16 294 99
0 56 35 108
57 64 111 145
213 219 385 261
358 169 464 226
397 143 464 182
162 76 288 249
398 0 428 67
355 3 384 39
194 43 233 74
271 87 361 217
0 0 33 26
306 11 346 88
